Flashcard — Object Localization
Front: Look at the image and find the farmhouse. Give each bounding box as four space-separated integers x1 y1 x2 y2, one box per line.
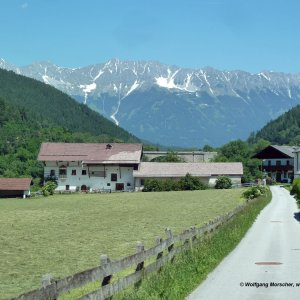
133 162 243 189
0 178 31 198
38 143 142 192
38 143 244 192
252 145 294 182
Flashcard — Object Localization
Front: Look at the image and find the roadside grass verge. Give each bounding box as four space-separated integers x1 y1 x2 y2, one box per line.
0 189 244 299
114 189 272 300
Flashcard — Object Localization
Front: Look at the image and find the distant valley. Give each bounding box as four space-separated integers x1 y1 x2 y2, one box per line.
1 58 300 147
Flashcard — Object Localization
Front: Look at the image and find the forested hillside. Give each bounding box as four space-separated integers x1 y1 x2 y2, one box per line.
211 105 300 182
0 69 140 181
0 69 138 143
248 105 300 145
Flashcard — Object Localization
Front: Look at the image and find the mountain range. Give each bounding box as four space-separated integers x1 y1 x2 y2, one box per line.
1 58 300 147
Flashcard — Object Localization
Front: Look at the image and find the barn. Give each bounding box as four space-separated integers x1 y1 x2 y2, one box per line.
133 162 243 189
0 178 32 198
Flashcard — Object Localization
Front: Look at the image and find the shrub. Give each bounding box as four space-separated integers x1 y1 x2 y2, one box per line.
290 178 300 204
215 176 232 189
142 174 208 192
143 179 163 192
266 176 276 185
179 173 208 191
41 181 57 196
243 185 267 200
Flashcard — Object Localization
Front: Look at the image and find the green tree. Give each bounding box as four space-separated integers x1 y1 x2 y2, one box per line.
215 176 232 189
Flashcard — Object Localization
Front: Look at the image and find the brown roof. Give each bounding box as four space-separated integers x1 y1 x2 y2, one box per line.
38 143 143 163
133 162 243 178
0 178 31 191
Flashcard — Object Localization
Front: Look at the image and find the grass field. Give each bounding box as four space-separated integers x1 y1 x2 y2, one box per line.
116 190 272 300
0 189 245 299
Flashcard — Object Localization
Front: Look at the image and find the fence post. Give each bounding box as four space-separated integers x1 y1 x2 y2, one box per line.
41 274 57 300
165 227 174 252
183 229 190 249
135 241 145 272
191 226 197 244
155 236 163 260
100 254 112 286
134 241 145 288
42 274 54 288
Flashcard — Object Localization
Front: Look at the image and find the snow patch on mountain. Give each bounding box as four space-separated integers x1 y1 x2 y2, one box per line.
93 69 104 81
155 68 196 92
79 82 97 104
110 83 123 126
259 72 271 81
42 75 50 84
200 70 215 96
124 80 140 98
155 68 180 89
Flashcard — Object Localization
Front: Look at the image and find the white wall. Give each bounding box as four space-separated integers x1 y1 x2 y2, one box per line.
294 152 300 178
44 162 134 192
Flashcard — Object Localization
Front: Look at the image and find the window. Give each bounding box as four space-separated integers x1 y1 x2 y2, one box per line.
72 169 76 175
287 160 290 166
107 183 111 186
141 179 145 186
50 170 55 176
276 160 281 166
59 167 67 176
111 173 117 181
82 170 87 175
127 183 131 187
268 160 271 166
66 185 70 191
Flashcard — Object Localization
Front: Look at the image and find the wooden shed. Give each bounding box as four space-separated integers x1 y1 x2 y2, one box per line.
0 178 32 198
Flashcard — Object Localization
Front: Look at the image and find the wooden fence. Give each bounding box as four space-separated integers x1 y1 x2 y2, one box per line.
12 201 250 300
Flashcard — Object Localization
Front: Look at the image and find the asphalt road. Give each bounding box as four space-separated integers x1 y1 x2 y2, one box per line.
186 186 300 300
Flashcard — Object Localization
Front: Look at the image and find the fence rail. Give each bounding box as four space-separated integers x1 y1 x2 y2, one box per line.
12 200 252 300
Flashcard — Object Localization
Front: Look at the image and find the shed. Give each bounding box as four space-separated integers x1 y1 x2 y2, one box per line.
0 178 32 198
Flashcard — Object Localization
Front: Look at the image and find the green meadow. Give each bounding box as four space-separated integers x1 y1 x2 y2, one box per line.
0 189 244 299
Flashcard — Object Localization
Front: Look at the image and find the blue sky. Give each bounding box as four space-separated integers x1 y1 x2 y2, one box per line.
1 0 300 73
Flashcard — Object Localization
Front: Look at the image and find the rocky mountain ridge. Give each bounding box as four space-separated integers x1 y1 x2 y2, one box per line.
1 58 300 147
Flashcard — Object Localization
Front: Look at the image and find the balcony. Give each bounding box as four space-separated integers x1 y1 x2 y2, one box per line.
261 165 293 172
59 175 67 180
44 173 58 181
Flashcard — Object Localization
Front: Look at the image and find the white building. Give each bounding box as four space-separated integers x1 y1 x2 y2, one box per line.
38 143 142 192
293 147 300 179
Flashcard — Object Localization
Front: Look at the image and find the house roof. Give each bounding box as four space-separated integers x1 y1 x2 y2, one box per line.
272 145 295 157
0 178 31 191
38 143 143 164
133 162 243 178
252 145 295 159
